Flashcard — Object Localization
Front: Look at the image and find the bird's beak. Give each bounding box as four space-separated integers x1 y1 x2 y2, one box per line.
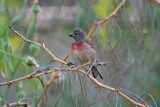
69 33 73 37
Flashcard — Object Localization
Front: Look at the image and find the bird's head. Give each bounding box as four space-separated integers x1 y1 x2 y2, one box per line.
69 28 86 42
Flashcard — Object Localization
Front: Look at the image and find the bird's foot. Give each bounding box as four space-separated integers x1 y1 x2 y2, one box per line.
67 62 78 67
67 62 74 66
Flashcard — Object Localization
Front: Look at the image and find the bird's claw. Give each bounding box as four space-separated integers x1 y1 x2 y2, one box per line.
98 64 101 66
67 62 78 68
67 62 74 66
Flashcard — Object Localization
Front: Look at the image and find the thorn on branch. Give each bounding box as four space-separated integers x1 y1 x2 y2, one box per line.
42 43 45 47
116 88 119 94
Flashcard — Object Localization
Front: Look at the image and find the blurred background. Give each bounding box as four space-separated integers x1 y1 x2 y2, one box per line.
0 0 160 106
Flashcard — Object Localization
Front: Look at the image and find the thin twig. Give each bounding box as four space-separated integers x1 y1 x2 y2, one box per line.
37 70 59 107
87 0 128 39
120 88 148 106
143 93 157 107
9 27 67 65
0 62 106 86
0 69 56 86
3 102 31 107
6 27 147 107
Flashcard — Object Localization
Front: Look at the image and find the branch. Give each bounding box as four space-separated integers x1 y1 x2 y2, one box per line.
9 27 67 65
87 0 128 39
37 70 59 107
62 51 70 63
3 102 31 107
0 69 57 86
0 61 106 86
72 69 146 107
7 27 147 107
37 61 107 106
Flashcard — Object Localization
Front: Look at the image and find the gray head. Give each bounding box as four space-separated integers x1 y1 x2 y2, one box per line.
69 28 86 42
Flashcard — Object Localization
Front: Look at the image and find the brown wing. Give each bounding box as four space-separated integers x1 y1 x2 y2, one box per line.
85 38 94 49
84 38 96 62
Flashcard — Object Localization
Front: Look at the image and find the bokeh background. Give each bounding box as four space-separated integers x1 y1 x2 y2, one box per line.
0 0 160 106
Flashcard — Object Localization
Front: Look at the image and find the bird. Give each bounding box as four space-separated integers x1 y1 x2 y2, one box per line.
68 28 103 79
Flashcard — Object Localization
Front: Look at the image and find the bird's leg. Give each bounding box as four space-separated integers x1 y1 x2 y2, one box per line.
86 68 91 76
86 60 97 76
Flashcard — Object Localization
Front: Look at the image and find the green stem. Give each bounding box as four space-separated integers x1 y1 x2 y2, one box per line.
0 49 25 60
2 1 38 102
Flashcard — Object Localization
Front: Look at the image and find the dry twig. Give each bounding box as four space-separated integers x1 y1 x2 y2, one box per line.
2 0 152 105
37 70 59 107
0 69 56 86
9 27 67 65
3 102 31 107
0 62 106 86
6 27 147 107
87 0 128 39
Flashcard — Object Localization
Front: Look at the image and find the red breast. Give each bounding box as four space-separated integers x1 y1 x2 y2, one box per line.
70 41 86 52
70 41 96 65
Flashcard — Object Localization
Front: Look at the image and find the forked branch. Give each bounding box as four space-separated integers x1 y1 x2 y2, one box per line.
5 27 147 107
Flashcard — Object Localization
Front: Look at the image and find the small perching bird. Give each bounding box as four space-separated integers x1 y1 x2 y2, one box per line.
69 28 103 79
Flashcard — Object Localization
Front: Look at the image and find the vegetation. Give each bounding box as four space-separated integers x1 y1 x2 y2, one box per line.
0 0 160 106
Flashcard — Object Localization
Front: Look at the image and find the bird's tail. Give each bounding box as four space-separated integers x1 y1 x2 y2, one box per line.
91 66 103 79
